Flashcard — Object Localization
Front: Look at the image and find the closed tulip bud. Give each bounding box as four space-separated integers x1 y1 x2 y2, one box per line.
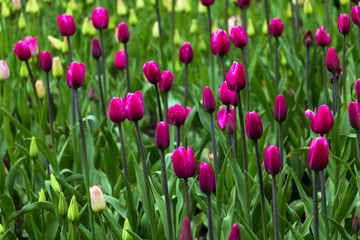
326 47 340 73
66 62 86 88
248 19 256 36
91 38 102 59
114 50 127 70
230 26 248 48
24 36 38 57
167 104 186 126
355 80 360 103
304 0 312 16
18 12 26 29
307 137 329 171
67 195 79 222
219 82 237 106
2 2 10 17
211 28 230 56
198 2 207 13
88 19 97 36
117 0 128 15
269 18 284 37
125 91 144 121
174 29 182 45
286 3 292 18
199 162 216 193
129 9 138 26
159 71 174 92
0 60 10 81
90 186 106 213
88 87 98 102
351 6 360 26
91 7 109 30
62 37 68 53
303 30 314 47
264 145 281 175
203 86 216 113
274 95 287 122
29 136 38 159
25 0 39 14
348 102 360 129
171 147 196 178
179 218 193 240
52 57 63 78
122 218 132 240
50 174 61 193
179 42 194 63
226 61 246 91
190 19 198 33
137 0 145 8
47 35 63 50
117 22 130 43
57 14 76 36
12 0 22 11
353 215 360 233
315 26 331 46
36 80 45 100
39 51 52 72
108 97 126 123
237 0 251 8
38 188 46 202
340 0 349 5
13 41 31 61
143 61 161 84
20 62 28 78
245 111 263 140
226 113 236 133
200 0 215 6
0 224 4 235
338 13 351 35
58 192 68 217
305 105 334 134
156 121 170 150
228 223 241 240
153 21 160 39
261 20 268 35
82 17 90 35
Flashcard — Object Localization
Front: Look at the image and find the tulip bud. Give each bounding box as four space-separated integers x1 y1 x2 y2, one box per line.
211 28 230 56
226 113 236 133
351 6 360 26
190 19 198 33
82 17 90 36
89 186 106 213
29 136 38 159
198 2 207 14
12 0 22 11
18 12 26 29
218 82 237 106
179 42 194 63
159 71 174 92
353 215 360 233
2 2 10 17
88 87 98 102
245 111 263 140
47 35 63 50
167 104 186 126
91 38 102 59
340 0 349 5
304 0 312 16
125 91 144 121
156 121 170 150
65 0 76 15
179 217 193 240
199 162 216 193
108 97 126 123
67 195 79 222
62 37 69 54
269 18 284 37
36 80 45 100
117 22 130 43
13 41 31 61
307 137 329 171
226 61 246 91
117 0 128 16
24 36 38 57
0 224 4 235
200 0 215 6
39 51 52 72
338 13 351 35
303 30 314 47
38 188 46 202
57 14 76 37
20 62 29 78
0 60 10 81
237 0 251 8
203 86 216 113
122 218 132 240
58 192 68 217
25 0 39 14
153 21 160 39
228 223 241 240
264 145 281 175
274 95 287 123
66 62 86 88
143 61 161 84
230 26 248 48
315 26 331 47
171 147 196 178
348 102 360 129
52 57 63 78
91 7 109 30
114 50 127 70
355 80 360 103
50 174 61 193
261 20 268 35
246 19 255 36
136 0 145 9
305 105 333 134
129 9 138 26
326 47 340 73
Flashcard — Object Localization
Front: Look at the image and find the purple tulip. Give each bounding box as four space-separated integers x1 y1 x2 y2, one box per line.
57 14 76 36
315 26 331 47
245 111 263 140
203 86 216 113
338 13 351 35
171 147 196 178
159 71 174 92
114 50 126 70
326 47 340 73
228 223 242 240
200 0 215 6
348 102 360 129
13 41 31 61
307 137 329 171
226 113 236 133
39 51 52 72
305 105 334 134
199 162 216 193
91 7 109 30
167 104 186 126
24 36 38 57
230 26 248 48
143 61 161 84
179 42 194 63
108 97 126 123
351 6 360 26
353 215 360 233
91 38 102 59
218 82 237 106
355 79 360 103
66 62 86 88
303 30 314 47
269 18 284 37
125 91 144 121
217 105 236 130
274 95 287 123
117 22 130 43
179 218 193 240
226 61 246 91
264 145 281 175
156 121 170 150
237 0 251 8
211 29 230 56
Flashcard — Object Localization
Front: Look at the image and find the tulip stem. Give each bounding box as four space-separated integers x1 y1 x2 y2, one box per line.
236 90 251 224
225 0 229 31
279 122 284 184
124 43 131 92
71 221 75 240
171 0 175 73
342 35 347 105
313 170 319 240
290 0 297 51
322 47 329 104
220 55 226 82
206 193 214 240
96 59 106 118
272 176 279 240
164 92 169 121
325 0 329 31
209 113 219 184
118 122 129 181
176 126 181 148
306 46 310 107
358 26 360 46
207 6 215 89
62 216 67 240
155 84 163 121
184 63 189 108
184 178 191 221
99 30 107 97
254 140 267 240
46 71 56 156
264 0 272 51
241 47 250 112
356 129 360 165
67 36 73 63
25 60 40 108
42 210 45 240
32 158 36 191
242 7 247 33
295 0 300 37
99 213 107 239
160 150 174 240
332 73 338 116
356 232 359 240
320 170 330 239
155 0 162 41
275 37 279 93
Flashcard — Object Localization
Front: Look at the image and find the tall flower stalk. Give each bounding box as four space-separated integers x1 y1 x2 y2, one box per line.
179 42 194 108
303 30 314 107
171 0 175 72
167 104 186 148
117 22 131 91
269 18 284 93
92 38 106 117
348 101 360 164
211 29 230 82
263 0 272 50
206 5 215 88
326 47 340 116
338 13 350 104
159 71 174 122
144 61 163 121
274 95 287 184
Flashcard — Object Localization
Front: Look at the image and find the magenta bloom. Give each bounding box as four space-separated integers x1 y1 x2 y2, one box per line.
39 51 52 72
211 29 230 56
108 97 126 123
353 215 360 233
269 18 284 37
91 7 109 30
226 61 246 91
66 62 86 88
219 82 237 106
167 104 186 126
155 121 170 150
264 145 281 175
179 42 194 63
117 22 130 43
13 41 31 61
199 162 216 193
355 79 360 103
179 218 193 240
274 95 287 123
307 137 329 171
203 86 216 113
348 102 360 129
91 38 102 59
186 107 193 119
57 14 76 36
230 26 248 48
326 47 340 73
351 6 360 26
303 30 314 47
143 61 161 84
228 223 242 240
305 105 333 134
315 26 331 47
338 13 351 35
245 111 263 140
200 0 215 6
159 71 174 92
0 60 10 81
237 0 251 8
114 50 126 70
171 147 196 178
217 105 236 130
125 91 144 121
24 36 38 57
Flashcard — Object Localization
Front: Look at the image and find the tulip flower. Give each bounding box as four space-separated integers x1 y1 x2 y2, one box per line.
325 47 340 114
159 71 174 115
351 6 360 45
349 102 360 166
179 42 193 108
316 26 331 103
114 50 127 70
273 94 287 175
211 28 230 81
52 57 63 78
219 82 237 107
226 61 246 91
24 36 38 57
246 111 263 140
68 195 79 222
0 60 10 81
228 223 241 240
66 62 85 89
91 7 109 30
122 219 132 240
338 14 351 105
35 80 45 100
91 38 106 117
269 18 283 92
201 0 215 6
167 104 186 147
303 30 313 105
353 215 360 237
57 14 76 37
303 30 314 47
203 86 216 113
305 105 333 135
179 218 193 240
355 79 360 104
39 51 52 72
12 0 22 11
89 186 106 213
217 105 236 130
91 38 102 59
58 192 68 217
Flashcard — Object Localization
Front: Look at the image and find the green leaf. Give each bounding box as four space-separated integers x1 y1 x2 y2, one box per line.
8 202 54 222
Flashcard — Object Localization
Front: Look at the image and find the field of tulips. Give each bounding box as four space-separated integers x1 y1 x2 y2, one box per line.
3 0 360 239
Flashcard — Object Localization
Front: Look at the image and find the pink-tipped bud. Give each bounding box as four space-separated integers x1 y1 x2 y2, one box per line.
143 61 161 84
211 28 230 56
355 79 360 103
303 30 314 47
199 162 216 193
91 38 102 59
351 6 360 26
13 40 31 61
91 7 109 30
305 105 333 134
245 111 263 140
24 36 38 57
0 60 10 81
348 102 360 129
57 14 76 36
179 217 193 240
203 86 216 113
226 61 246 91
159 71 174 92
353 215 360 233
171 147 196 178
88 87 98 102
237 0 251 8
66 62 86 88
114 50 127 70
156 121 170 150
167 104 186 126
125 91 144 121
39 51 52 72
230 26 248 48
228 223 242 240
315 26 331 47
326 47 340 73
200 0 215 6
338 13 350 35
108 97 126 123
218 82 237 106
264 145 281 175
269 18 284 37
117 22 130 43
274 95 287 123
179 42 194 63
307 137 329 171
89 186 106 213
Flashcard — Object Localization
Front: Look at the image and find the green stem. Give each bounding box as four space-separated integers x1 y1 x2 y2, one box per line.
275 37 279 93
171 0 175 72
99 30 107 98
220 55 226 82
241 47 250 112
279 122 284 185
46 71 56 156
264 0 272 51
71 221 76 240
332 73 338 116
342 35 347 105
290 0 297 51
356 129 360 166
184 178 191 221
242 7 247 33
320 170 329 239
62 216 67 240
176 126 181 148
313 171 319 240
99 213 107 239
67 36 73 63
225 0 228 31
306 47 310 107
96 58 106 118
42 209 45 240
206 193 214 240
155 83 163 121
32 158 36 191
322 47 329 104
118 123 129 181
124 43 131 92
209 113 218 184
160 150 173 240
164 91 169 121
207 6 215 89
184 63 189 108
25 60 40 108
272 176 279 240
325 0 329 31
